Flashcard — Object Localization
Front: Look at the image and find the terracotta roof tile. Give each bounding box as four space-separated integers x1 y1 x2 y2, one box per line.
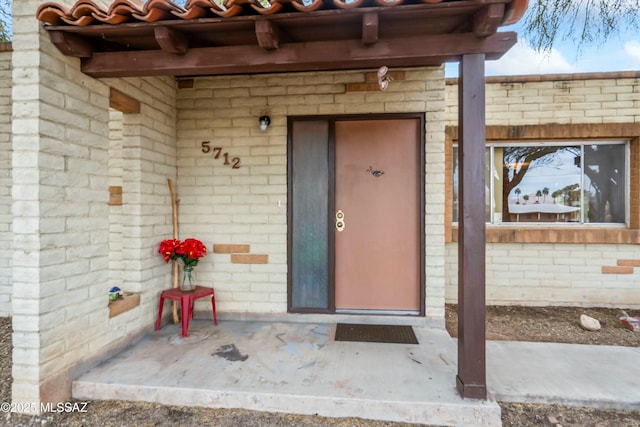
37 0 452 25
37 0 528 26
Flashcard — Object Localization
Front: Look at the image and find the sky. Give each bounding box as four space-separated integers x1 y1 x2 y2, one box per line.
445 20 640 78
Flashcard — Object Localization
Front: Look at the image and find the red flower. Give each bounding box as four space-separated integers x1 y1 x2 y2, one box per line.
159 238 207 267
158 239 180 263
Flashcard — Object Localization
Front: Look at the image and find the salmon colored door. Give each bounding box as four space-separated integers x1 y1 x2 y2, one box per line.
334 119 421 312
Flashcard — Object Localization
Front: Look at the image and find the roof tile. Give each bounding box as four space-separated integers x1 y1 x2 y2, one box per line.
37 0 451 25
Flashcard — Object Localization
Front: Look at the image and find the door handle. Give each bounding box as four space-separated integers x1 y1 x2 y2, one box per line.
336 210 345 232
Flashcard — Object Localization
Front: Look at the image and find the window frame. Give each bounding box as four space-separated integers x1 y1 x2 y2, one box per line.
452 140 630 226
445 123 640 244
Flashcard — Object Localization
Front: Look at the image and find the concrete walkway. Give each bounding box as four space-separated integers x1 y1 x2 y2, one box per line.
487 340 640 410
72 316 640 426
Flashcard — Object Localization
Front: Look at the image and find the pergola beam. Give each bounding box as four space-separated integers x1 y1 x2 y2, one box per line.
78 32 516 78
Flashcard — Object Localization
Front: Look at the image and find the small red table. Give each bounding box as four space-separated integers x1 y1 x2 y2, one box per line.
156 286 217 338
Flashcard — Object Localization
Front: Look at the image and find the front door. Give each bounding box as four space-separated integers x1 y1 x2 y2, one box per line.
288 116 423 314
334 119 421 312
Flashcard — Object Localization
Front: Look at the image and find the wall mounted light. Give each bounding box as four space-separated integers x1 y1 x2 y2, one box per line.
259 115 271 132
377 65 392 91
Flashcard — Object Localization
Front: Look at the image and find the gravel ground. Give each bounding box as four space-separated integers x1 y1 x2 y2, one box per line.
2 311 640 426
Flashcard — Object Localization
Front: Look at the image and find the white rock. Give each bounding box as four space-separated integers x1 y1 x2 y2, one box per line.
579 314 601 331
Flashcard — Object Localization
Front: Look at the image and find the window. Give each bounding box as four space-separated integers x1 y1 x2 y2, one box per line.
453 141 628 225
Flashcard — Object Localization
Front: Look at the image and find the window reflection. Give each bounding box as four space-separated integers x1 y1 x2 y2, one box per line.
452 142 627 225
502 146 581 223
584 144 626 223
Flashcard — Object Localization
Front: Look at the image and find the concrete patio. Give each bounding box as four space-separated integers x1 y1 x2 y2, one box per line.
72 315 502 426
72 313 640 426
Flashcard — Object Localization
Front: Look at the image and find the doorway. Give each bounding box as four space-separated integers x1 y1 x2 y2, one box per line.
288 115 424 314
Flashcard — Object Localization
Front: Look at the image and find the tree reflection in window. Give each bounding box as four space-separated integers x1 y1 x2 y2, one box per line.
502 146 581 223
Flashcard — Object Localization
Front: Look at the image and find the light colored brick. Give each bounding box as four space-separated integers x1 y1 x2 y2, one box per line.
6 2 181 407
0 48 12 317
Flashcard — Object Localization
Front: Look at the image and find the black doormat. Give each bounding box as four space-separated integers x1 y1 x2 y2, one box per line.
335 323 419 344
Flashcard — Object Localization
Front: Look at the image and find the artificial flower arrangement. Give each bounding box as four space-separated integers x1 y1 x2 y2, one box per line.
158 238 208 267
159 238 208 291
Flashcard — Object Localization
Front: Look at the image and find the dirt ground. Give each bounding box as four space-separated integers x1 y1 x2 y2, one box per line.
445 304 640 347
2 307 640 426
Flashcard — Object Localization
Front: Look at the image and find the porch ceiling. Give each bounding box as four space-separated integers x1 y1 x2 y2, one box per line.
36 0 527 78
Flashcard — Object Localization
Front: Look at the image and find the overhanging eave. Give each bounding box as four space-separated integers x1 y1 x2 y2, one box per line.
38 0 527 78
78 31 517 78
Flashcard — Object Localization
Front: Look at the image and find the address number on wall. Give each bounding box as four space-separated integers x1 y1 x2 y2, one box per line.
201 141 241 169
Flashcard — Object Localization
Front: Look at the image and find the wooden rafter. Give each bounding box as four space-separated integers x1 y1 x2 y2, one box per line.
154 26 188 55
362 12 378 46
255 20 280 50
49 31 93 58
473 4 505 38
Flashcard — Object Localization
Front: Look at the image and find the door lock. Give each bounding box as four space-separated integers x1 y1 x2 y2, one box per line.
336 210 345 232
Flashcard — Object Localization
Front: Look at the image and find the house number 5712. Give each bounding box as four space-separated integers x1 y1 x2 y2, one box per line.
201 141 241 169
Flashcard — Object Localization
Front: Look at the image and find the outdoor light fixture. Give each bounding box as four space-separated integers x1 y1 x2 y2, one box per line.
377 66 392 91
259 115 271 132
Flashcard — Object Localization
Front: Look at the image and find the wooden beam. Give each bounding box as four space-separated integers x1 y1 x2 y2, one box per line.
109 87 140 114
456 53 487 400
80 32 517 78
362 12 379 45
473 4 504 38
49 31 93 58
154 26 188 55
255 20 279 50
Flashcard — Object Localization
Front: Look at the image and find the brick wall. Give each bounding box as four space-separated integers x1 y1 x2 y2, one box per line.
176 68 447 318
446 72 640 125
10 0 447 406
445 73 640 307
0 43 11 316
11 0 178 409
445 243 640 307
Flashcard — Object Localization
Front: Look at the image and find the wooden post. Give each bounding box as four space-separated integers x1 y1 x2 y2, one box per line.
168 179 180 324
456 53 487 400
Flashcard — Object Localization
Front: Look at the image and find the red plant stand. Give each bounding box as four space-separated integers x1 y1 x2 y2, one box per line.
156 285 217 338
